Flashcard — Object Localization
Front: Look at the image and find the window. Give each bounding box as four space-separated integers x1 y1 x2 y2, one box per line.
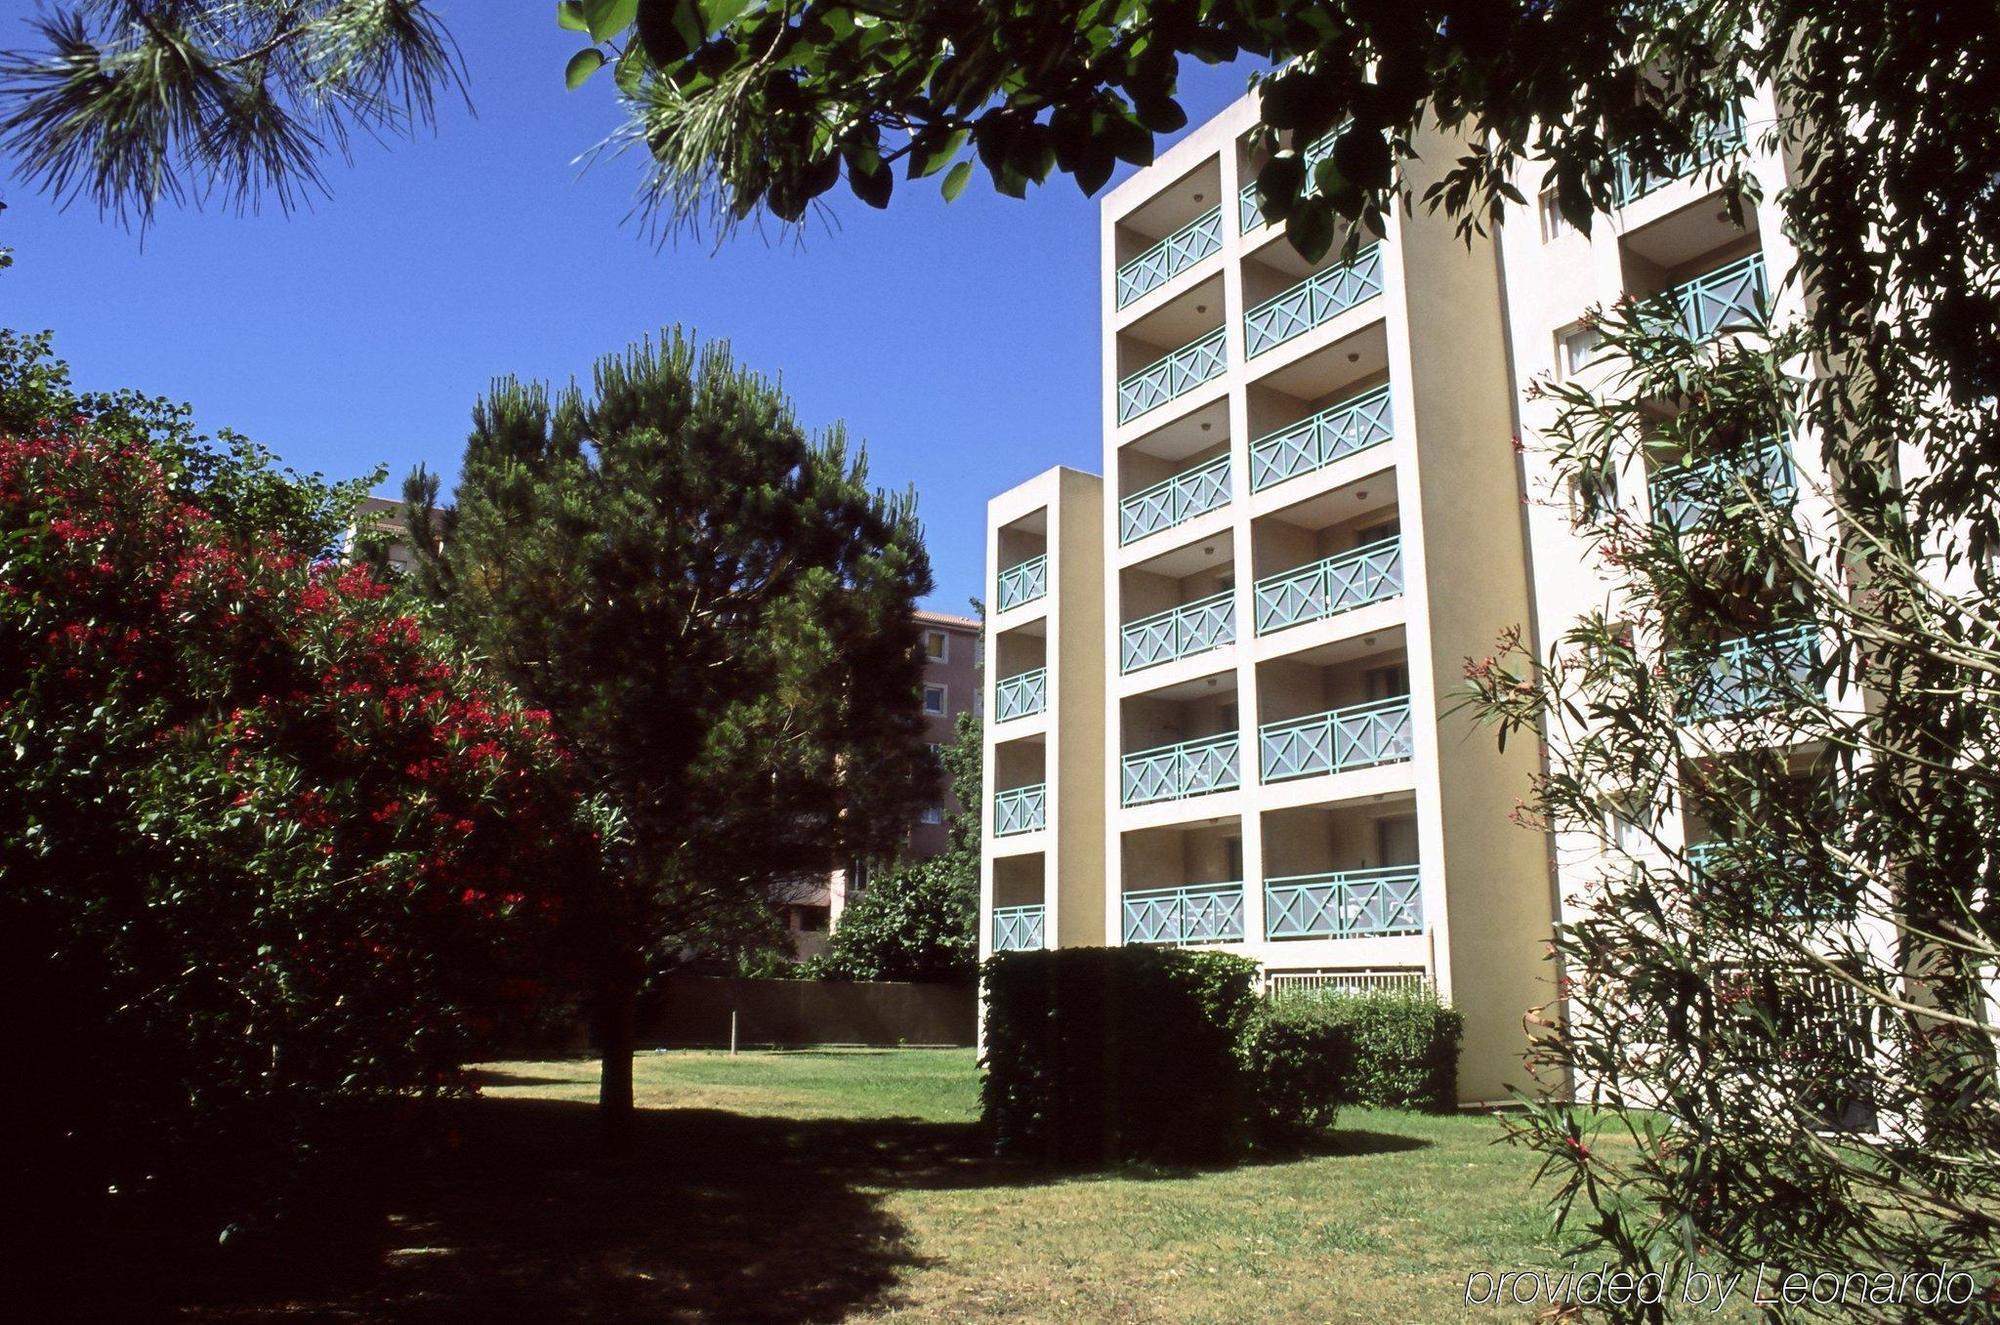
1567 463 1620 522
924 629 949 662
1538 188 1571 241
1375 816 1420 866
919 805 944 825
1225 836 1243 880
1355 518 1401 547
923 684 947 715
1365 663 1411 700
1220 701 1238 729
798 905 830 933
1558 322 1603 378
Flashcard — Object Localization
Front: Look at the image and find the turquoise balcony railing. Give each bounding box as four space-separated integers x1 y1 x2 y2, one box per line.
1244 245 1384 357
994 783 1047 836
994 667 1047 722
1122 732 1240 806
1123 881 1245 945
1240 130 1340 231
1249 384 1393 492
1118 328 1228 424
1260 697 1414 783
992 903 1046 951
1649 441 1796 531
1657 254 1768 342
1265 866 1422 940
1675 623 1818 721
996 553 1048 612
1120 589 1235 673
1253 537 1403 635
1120 453 1232 544
1612 108 1747 207
1116 206 1224 307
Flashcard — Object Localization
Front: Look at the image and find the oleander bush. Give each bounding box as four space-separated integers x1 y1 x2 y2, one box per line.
0 415 609 1256
981 947 1259 1164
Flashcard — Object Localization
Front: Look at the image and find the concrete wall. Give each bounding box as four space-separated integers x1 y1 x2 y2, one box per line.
643 975 976 1048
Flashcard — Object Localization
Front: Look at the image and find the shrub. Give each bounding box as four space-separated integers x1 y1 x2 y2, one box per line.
981 947 1260 1165
1290 989 1464 1113
1239 999 1357 1138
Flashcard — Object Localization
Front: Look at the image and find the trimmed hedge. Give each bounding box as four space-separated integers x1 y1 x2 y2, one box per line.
981 947 1260 1164
1239 997 1355 1137
1280 988 1465 1113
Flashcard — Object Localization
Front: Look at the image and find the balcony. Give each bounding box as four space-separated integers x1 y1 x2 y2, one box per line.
1260 697 1414 783
1121 589 1235 674
1686 839 1849 919
1657 254 1768 343
995 667 1047 722
1612 109 1747 207
1250 385 1393 492
1675 623 1818 721
996 554 1048 613
1123 882 1245 945
1120 453 1232 545
1244 245 1384 358
1121 732 1240 806
994 783 1047 836
1650 441 1796 531
1115 206 1224 308
1118 328 1228 425
992 903 1046 951
1239 130 1338 231
1265 866 1422 940
1253 537 1403 636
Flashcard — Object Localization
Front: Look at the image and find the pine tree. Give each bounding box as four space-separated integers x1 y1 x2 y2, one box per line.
404 328 935 1134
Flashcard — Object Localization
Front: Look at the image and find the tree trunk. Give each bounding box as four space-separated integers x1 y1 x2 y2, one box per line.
595 973 637 1148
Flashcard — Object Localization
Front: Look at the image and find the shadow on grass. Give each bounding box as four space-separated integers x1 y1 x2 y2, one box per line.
93 1096 1430 1322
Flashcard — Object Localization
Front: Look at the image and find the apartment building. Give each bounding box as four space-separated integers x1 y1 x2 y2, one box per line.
980 98 1555 1105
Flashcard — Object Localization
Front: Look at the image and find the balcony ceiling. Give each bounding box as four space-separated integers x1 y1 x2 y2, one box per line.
1122 272 1225 353
1124 529 1234 579
1260 623 1407 670
1120 158 1224 242
1260 465 1399 531
1621 191 1759 270
1127 665 1238 703
1124 397 1228 464
1251 321 1389 400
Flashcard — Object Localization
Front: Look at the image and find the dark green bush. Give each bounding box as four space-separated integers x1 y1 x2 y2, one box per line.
1239 999 1357 1138
981 947 1260 1165
1294 989 1464 1112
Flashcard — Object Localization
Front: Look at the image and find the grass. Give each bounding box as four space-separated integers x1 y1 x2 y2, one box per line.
161 1049 1572 1322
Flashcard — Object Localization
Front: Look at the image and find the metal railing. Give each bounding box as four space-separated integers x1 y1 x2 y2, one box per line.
1244 245 1384 357
1121 732 1240 806
992 904 1046 951
1123 881 1245 945
1119 453 1232 544
1686 840 1850 919
1115 206 1224 307
1120 588 1235 673
1260 696 1414 783
1118 327 1228 424
994 667 1047 722
993 783 1047 836
1265 866 1423 940
1612 108 1748 207
1266 967 1431 998
1657 254 1768 343
1240 130 1340 231
1253 537 1403 635
1649 441 1796 531
1675 622 1818 720
996 554 1048 612
1249 384 1393 492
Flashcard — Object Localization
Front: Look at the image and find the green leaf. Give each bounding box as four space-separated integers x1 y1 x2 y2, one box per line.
614 42 646 94
583 0 639 42
565 48 607 91
848 156 893 209
557 1 590 33
941 160 972 202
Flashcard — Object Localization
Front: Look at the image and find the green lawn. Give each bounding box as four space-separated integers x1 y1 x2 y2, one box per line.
176 1049 1571 1322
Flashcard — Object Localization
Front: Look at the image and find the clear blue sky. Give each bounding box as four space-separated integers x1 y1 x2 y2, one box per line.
0 3 1260 613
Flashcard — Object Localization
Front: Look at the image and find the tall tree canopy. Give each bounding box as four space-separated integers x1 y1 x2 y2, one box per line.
402 328 936 1129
